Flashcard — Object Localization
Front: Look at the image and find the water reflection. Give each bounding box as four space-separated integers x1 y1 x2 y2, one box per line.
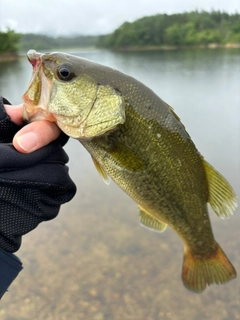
0 48 239 319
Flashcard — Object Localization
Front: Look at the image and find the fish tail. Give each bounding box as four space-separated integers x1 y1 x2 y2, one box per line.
182 244 236 293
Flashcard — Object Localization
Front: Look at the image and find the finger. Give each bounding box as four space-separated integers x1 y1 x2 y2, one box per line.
4 104 24 126
13 120 61 153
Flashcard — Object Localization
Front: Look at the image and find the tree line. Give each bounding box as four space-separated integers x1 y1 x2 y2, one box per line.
97 11 240 49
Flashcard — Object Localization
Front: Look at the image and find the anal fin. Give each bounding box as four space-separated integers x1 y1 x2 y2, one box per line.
203 160 237 219
139 206 167 233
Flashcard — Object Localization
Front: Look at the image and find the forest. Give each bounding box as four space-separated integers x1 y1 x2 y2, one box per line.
97 11 240 49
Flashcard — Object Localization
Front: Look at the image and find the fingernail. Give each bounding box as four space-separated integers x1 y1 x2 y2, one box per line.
16 132 39 152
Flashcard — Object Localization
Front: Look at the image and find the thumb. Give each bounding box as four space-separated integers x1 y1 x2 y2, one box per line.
13 120 61 153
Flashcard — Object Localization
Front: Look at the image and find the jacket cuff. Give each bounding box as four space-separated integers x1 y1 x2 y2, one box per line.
0 248 23 299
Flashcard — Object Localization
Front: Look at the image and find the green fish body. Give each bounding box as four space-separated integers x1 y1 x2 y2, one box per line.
23 50 237 292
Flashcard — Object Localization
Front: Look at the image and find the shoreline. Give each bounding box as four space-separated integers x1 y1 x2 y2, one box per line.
1 43 239 61
111 43 240 52
0 52 19 62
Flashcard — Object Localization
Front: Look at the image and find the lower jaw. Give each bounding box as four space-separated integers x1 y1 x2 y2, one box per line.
23 106 56 123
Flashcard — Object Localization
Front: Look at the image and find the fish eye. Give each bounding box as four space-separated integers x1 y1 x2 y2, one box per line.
57 64 75 81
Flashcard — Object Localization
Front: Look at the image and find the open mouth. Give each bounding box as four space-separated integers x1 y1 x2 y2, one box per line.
22 50 56 124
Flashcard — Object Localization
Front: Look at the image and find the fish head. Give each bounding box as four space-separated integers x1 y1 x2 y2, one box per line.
23 50 125 139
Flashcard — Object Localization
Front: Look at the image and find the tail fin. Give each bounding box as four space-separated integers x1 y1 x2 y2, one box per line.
182 244 236 293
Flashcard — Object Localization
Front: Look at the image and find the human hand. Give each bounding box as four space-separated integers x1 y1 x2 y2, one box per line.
4 103 61 153
0 98 76 253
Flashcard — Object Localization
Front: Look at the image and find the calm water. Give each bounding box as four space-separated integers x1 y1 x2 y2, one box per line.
0 49 240 319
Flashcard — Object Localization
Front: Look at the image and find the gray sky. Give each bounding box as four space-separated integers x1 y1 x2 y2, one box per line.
0 0 239 36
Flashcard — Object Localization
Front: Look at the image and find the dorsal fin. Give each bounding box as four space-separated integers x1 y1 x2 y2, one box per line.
203 160 237 219
165 103 181 122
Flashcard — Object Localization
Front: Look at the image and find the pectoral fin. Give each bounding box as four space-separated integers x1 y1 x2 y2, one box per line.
139 206 167 232
106 137 146 172
203 160 237 219
91 156 110 185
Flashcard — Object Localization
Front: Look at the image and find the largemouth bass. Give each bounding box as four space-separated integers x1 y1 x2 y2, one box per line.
22 49 237 293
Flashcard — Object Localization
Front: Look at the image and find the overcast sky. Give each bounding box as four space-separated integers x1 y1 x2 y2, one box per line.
0 0 239 36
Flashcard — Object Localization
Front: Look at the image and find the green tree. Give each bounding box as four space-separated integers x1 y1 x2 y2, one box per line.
164 23 186 46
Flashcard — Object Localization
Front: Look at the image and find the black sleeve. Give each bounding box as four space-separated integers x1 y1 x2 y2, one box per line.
0 248 23 299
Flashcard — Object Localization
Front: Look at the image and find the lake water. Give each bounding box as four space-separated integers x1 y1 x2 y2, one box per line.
0 48 240 320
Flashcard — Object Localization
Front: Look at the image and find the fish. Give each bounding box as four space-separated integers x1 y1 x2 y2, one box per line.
22 49 237 293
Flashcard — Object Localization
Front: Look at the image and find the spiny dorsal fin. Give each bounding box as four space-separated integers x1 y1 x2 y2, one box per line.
139 206 167 233
203 160 237 219
91 156 110 185
165 103 181 122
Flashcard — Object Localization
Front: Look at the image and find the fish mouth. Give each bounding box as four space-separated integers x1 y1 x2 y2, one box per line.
22 49 56 123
